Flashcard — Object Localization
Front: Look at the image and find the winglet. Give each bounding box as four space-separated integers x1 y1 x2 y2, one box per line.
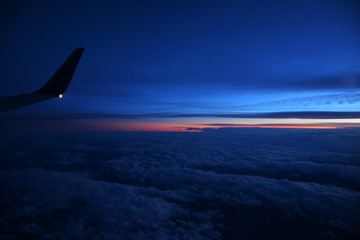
35 48 84 96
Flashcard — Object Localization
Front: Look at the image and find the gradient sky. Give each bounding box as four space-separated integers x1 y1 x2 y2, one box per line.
0 0 359 132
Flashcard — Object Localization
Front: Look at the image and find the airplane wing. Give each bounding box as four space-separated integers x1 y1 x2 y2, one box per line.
0 48 84 112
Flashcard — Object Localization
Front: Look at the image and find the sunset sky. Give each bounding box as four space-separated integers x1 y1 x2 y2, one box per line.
0 0 359 132
1 2 360 239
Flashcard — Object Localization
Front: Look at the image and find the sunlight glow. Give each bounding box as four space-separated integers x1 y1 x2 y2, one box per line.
80 120 347 132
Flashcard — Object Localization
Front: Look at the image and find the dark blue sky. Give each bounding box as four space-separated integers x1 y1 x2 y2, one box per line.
0 0 359 131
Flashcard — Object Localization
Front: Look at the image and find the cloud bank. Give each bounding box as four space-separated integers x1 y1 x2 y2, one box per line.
0 128 359 239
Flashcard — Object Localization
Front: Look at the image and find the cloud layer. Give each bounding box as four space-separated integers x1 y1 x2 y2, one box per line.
1 128 360 239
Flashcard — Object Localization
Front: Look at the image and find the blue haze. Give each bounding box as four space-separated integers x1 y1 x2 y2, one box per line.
0 0 359 119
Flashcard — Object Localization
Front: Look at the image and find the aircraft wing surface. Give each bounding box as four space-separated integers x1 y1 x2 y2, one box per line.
0 48 84 112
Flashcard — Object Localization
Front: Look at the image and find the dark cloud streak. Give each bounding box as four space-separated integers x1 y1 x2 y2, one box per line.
2 111 359 121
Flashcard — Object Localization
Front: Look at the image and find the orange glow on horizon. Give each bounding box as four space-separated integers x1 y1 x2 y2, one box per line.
84 120 343 132
238 125 338 129
190 125 339 130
